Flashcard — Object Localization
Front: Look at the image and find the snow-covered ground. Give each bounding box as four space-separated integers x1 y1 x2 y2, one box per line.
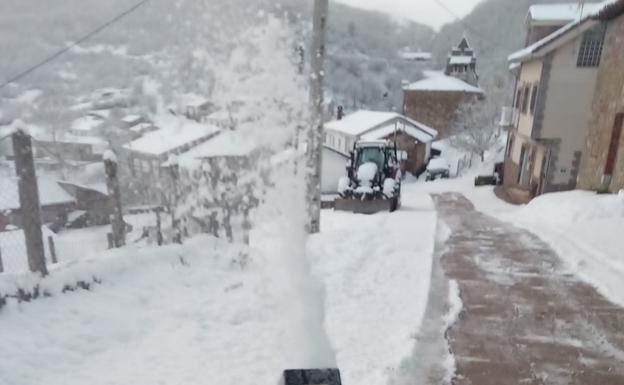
309 185 437 385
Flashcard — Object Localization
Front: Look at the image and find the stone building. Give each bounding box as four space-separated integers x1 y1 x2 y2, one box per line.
577 0 624 192
403 72 484 138
445 37 479 87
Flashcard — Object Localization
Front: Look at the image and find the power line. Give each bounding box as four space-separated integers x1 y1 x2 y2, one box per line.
431 0 497 47
0 0 151 90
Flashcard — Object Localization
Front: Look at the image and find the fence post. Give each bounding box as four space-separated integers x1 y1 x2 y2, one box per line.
48 236 58 264
104 152 125 248
12 131 47 276
0 247 4 273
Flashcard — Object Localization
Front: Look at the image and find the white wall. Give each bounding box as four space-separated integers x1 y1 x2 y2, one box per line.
322 147 349 193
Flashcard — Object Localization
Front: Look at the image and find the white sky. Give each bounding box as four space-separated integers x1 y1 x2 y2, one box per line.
335 0 484 30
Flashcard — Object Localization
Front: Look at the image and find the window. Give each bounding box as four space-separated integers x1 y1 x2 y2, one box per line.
577 24 606 67
521 86 530 114
142 160 150 173
529 84 539 115
515 88 522 109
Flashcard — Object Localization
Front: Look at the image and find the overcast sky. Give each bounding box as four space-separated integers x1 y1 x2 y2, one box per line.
335 0 484 30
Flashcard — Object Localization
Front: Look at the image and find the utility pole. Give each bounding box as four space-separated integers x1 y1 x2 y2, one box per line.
104 150 126 248
307 0 329 234
12 130 47 276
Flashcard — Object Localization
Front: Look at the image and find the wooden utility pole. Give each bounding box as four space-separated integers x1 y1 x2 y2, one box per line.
12 130 47 275
104 151 126 248
307 0 329 234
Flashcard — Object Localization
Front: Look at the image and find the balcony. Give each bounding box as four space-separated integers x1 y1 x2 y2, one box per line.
499 107 519 128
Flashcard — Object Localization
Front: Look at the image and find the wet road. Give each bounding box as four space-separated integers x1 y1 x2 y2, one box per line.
433 193 624 385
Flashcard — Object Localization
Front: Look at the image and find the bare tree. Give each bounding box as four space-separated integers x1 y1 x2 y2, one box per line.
450 99 501 162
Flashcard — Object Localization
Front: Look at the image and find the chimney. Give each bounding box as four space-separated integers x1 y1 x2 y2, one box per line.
337 105 344 120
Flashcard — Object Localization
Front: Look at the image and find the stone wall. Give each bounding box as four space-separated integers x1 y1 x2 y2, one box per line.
578 14 624 192
403 90 481 138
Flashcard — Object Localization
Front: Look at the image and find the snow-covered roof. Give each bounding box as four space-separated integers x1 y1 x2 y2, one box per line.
528 3 603 23
427 157 450 171
180 93 211 108
510 0 620 64
122 115 220 156
360 121 435 143
176 131 256 168
0 177 75 211
400 51 432 61
87 110 111 120
325 110 437 142
403 73 484 93
122 115 142 124
448 56 474 65
71 116 103 132
325 111 399 136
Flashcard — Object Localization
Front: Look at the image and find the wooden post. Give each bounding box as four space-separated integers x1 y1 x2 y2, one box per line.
107 233 114 249
12 131 47 276
48 236 58 264
155 209 163 246
0 247 4 273
307 0 329 234
104 152 125 248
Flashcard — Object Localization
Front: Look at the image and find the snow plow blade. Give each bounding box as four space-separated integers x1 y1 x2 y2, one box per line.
334 197 397 214
283 369 342 385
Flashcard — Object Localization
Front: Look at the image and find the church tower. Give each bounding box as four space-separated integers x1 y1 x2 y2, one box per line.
445 36 479 87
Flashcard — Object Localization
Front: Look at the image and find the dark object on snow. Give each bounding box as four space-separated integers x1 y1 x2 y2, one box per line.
283 369 342 385
494 162 504 184
475 175 498 186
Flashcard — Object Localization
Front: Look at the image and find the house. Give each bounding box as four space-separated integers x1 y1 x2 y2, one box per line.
34 134 108 163
403 71 484 138
0 176 76 230
524 2 604 46
578 0 624 192
122 115 220 201
57 181 110 226
324 110 438 175
175 130 257 170
70 115 104 137
178 94 214 122
502 0 617 201
400 50 432 62
444 36 479 87
322 147 349 194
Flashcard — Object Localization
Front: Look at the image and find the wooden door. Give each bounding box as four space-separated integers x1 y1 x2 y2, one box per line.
604 113 624 176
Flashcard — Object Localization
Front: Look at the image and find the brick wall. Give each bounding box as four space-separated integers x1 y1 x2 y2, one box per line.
578 13 624 192
403 90 482 138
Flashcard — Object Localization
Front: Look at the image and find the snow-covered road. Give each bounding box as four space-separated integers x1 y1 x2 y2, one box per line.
0 185 438 385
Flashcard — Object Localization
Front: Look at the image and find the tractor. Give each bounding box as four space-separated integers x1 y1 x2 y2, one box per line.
334 139 402 214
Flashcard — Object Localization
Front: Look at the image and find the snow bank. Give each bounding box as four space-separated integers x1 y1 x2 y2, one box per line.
308 185 437 385
500 190 624 306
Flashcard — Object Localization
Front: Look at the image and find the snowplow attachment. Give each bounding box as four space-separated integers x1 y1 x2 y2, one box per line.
283 369 342 385
334 197 397 214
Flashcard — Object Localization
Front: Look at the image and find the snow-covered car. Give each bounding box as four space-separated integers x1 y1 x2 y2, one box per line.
425 157 450 181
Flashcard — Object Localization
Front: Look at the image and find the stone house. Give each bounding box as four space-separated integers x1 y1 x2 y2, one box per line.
577 0 624 192
324 110 438 176
403 72 484 138
502 2 614 202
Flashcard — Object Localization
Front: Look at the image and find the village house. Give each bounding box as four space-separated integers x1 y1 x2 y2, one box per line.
324 110 438 178
577 0 624 192
403 37 484 139
503 1 616 201
403 71 484 138
0 176 76 230
122 115 220 202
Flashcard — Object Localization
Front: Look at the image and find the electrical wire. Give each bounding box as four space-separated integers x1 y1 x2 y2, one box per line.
0 0 151 90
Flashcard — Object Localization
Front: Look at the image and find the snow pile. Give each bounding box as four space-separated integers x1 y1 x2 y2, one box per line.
0 235 333 385
427 157 450 172
442 280 463 384
501 190 624 305
308 185 437 385
357 162 377 185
